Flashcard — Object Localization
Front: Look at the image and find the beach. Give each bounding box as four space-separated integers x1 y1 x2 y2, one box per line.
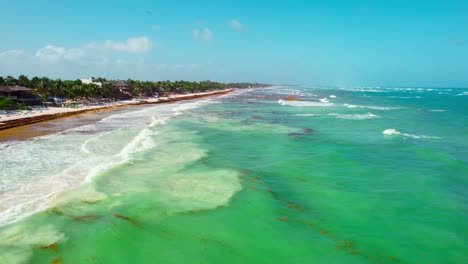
0 86 467 263
0 89 234 131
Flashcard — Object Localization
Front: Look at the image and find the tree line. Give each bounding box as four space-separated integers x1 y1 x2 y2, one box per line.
0 75 268 100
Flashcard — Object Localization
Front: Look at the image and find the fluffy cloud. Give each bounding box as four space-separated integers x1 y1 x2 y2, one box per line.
35 45 85 63
193 28 213 42
229 19 245 31
31 36 154 64
104 37 153 53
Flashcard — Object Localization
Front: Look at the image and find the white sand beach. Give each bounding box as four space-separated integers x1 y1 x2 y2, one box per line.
0 89 234 127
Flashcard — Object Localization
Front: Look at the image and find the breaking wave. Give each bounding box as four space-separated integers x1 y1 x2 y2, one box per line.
382 129 438 139
344 104 403 110
278 99 334 107
293 113 319 117
328 113 379 120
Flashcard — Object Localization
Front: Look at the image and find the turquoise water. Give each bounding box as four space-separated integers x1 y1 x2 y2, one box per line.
0 86 467 263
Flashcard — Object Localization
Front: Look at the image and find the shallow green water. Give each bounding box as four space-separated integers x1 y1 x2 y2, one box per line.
0 86 467 263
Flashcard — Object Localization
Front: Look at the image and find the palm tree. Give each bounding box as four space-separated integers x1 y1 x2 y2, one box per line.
18 75 30 87
5 76 17 86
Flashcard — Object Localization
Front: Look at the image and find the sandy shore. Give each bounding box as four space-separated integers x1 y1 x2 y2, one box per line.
0 89 234 131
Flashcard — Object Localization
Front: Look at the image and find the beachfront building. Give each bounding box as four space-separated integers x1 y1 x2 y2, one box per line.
0 86 41 105
113 80 131 92
80 77 102 87
111 80 133 100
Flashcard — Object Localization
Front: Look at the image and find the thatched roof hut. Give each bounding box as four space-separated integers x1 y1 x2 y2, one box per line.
0 86 32 93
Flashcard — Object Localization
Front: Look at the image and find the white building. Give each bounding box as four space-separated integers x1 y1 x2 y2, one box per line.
80 77 102 87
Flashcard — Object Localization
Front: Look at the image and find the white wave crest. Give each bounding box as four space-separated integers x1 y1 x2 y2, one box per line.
293 113 319 117
340 88 385 92
172 100 214 112
278 99 334 107
383 129 438 139
344 104 402 110
383 129 401 136
329 113 379 120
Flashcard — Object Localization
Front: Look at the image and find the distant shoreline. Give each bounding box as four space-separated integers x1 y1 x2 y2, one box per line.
0 89 235 131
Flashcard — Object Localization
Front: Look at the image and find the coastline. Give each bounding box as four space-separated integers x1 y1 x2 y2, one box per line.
0 89 234 131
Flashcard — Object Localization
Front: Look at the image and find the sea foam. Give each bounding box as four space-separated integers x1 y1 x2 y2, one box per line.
278 99 334 107
293 113 319 117
344 104 402 110
383 129 438 139
329 113 379 120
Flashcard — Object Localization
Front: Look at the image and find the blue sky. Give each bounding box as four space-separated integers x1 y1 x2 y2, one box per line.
0 0 467 87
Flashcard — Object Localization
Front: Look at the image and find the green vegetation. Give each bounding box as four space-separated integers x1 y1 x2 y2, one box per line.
0 98 30 110
0 75 268 100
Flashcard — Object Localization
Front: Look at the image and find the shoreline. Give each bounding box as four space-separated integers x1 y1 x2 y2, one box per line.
0 89 235 131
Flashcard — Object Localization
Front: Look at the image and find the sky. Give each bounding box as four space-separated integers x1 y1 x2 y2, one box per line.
0 0 467 87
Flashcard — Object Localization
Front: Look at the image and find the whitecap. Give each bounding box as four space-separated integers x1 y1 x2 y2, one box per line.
293 113 319 117
278 99 334 107
329 95 337 98
386 96 421 99
383 129 438 139
329 113 379 120
344 104 402 110
341 88 385 92
172 99 215 112
383 128 401 136
298 92 317 97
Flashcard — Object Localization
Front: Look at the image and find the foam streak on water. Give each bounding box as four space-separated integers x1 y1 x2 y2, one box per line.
278 99 334 107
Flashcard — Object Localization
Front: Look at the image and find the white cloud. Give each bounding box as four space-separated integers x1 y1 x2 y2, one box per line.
35 45 84 63
193 28 213 42
0 49 25 58
32 36 154 64
104 37 153 53
229 19 245 31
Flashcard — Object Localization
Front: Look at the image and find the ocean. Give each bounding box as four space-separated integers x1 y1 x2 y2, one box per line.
0 86 467 263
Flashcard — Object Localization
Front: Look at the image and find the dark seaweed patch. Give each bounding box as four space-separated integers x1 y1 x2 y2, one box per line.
114 214 144 229
50 256 62 264
73 214 101 223
40 242 58 253
288 128 314 137
276 216 289 222
266 189 279 200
